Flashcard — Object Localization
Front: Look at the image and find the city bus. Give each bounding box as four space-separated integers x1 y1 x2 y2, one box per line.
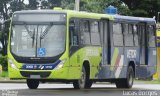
8 9 157 89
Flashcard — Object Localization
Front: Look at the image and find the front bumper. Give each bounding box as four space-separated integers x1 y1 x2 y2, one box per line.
8 67 69 79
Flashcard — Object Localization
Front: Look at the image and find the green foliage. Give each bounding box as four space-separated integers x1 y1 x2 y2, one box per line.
122 0 160 17
61 0 74 10
27 0 39 10
79 0 131 15
132 9 148 17
0 55 8 71
9 0 26 12
0 71 8 77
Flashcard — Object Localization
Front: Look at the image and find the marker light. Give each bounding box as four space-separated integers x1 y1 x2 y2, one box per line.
8 59 18 70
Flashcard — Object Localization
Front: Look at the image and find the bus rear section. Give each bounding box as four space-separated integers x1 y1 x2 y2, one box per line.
95 16 157 88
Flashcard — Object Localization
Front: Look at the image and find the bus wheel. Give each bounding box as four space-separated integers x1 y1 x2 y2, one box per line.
27 79 39 89
73 66 92 89
116 66 134 88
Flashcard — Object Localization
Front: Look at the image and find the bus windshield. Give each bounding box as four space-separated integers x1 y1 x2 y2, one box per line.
11 24 66 57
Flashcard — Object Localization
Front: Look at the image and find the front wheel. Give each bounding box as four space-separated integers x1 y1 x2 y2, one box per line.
73 66 92 89
116 66 134 88
27 79 39 89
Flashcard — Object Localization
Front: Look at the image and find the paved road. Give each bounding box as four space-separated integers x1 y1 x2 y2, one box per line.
0 83 160 96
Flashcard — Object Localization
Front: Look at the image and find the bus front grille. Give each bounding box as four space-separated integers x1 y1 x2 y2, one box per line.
20 71 51 78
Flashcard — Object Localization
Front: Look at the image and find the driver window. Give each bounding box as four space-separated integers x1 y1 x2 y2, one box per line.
69 19 79 47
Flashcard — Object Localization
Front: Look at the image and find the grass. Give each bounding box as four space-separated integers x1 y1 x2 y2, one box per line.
0 71 8 77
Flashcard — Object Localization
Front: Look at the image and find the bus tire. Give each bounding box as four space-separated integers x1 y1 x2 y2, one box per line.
116 66 134 88
27 79 39 89
73 66 92 89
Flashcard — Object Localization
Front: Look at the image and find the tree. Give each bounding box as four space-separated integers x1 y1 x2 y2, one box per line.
0 0 10 20
27 0 39 9
122 0 160 18
0 0 11 55
59 0 131 15
61 0 74 10
48 0 62 9
9 0 26 12
0 0 26 55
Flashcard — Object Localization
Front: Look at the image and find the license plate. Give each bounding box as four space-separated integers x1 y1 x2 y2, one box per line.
30 75 40 79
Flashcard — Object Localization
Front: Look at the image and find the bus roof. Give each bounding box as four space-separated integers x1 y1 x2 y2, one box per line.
13 9 155 24
13 10 66 14
63 10 114 20
112 15 156 24
13 9 114 20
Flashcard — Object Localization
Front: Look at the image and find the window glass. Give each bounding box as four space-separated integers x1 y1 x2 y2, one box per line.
90 21 100 45
80 20 90 45
113 23 123 46
148 25 156 47
113 23 122 34
133 25 139 46
69 20 79 46
124 24 134 46
123 24 128 35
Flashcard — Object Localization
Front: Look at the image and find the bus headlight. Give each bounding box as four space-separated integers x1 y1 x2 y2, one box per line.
8 59 18 70
54 59 66 70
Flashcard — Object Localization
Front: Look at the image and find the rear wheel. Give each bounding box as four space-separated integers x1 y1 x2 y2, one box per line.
73 66 92 89
116 66 134 88
27 79 39 89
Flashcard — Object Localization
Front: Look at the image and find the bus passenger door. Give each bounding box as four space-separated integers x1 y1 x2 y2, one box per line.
97 19 111 79
136 23 148 78
147 25 157 78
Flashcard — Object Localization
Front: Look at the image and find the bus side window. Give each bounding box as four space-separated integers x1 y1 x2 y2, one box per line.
123 24 134 46
69 19 79 47
90 21 100 45
133 24 139 46
113 23 123 46
148 25 156 47
80 20 90 45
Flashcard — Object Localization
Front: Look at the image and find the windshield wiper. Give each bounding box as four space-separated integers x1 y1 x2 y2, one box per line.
24 23 34 39
32 28 35 48
40 23 53 39
24 23 36 48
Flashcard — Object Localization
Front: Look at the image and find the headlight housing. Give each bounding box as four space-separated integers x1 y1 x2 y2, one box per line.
8 59 18 70
54 59 66 70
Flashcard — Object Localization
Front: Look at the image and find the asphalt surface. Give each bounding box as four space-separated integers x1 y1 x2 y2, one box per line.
0 83 160 96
